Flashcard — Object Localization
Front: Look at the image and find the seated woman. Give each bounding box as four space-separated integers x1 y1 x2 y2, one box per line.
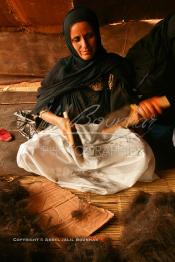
17 7 156 195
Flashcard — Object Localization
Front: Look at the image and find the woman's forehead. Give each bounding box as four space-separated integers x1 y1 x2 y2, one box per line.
63 8 99 36
70 21 94 36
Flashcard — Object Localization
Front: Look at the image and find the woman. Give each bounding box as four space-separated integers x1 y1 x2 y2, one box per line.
17 7 156 195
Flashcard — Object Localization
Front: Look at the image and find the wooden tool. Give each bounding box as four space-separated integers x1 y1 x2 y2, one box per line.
101 96 170 134
63 111 84 163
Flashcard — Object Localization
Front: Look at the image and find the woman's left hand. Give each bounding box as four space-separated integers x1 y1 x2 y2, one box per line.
138 96 170 119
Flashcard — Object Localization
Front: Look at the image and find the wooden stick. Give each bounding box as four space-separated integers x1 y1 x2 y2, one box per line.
101 104 139 134
63 111 75 146
63 111 84 163
102 96 170 134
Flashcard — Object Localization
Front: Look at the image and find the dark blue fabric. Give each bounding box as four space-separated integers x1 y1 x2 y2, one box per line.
144 121 175 170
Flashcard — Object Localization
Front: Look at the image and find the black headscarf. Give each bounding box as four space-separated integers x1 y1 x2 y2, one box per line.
33 7 125 114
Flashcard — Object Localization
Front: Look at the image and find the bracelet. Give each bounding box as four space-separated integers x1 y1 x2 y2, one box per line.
39 108 49 118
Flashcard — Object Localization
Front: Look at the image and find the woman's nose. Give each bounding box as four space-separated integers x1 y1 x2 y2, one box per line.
81 38 88 49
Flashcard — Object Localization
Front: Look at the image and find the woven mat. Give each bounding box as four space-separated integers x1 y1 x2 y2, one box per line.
0 82 40 92
71 169 175 246
20 176 114 238
11 170 175 247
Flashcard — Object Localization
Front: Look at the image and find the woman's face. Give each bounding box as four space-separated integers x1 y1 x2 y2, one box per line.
70 21 97 60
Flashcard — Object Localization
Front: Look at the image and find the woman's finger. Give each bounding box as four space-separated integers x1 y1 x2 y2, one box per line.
148 97 163 114
150 102 162 114
138 102 156 119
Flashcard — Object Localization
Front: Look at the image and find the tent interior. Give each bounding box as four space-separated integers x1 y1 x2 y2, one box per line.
1 0 175 249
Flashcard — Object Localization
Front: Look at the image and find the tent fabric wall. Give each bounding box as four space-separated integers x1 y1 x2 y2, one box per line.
0 0 73 33
74 0 175 24
0 0 174 33
0 21 155 84
0 1 174 84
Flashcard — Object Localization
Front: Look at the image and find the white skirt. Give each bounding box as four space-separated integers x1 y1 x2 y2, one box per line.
17 124 156 195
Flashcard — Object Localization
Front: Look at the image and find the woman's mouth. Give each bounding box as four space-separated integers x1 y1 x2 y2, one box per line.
82 50 91 55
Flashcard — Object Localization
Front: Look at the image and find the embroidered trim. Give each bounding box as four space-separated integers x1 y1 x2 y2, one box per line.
108 74 114 90
39 108 49 118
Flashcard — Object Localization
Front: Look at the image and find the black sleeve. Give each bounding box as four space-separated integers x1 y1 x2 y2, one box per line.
110 60 138 112
126 14 175 105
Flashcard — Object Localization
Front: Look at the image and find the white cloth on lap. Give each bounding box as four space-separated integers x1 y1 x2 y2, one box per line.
17 124 156 195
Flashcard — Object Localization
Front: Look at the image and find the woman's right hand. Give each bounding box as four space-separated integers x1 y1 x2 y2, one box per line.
39 110 74 144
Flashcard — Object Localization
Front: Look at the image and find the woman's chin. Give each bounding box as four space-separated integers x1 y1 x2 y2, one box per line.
80 53 94 61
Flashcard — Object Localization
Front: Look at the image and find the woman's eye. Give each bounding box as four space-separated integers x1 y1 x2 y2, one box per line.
72 37 80 43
